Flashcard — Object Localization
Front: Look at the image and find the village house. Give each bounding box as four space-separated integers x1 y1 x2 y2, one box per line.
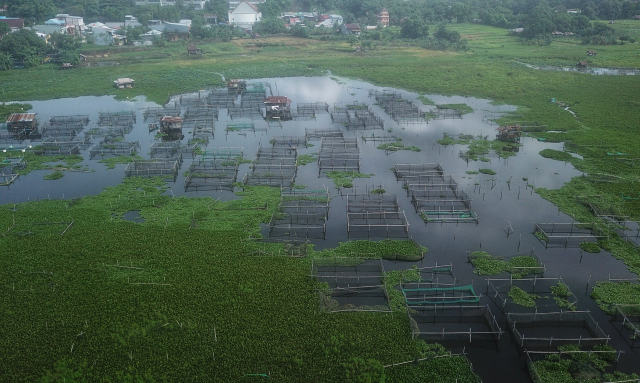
6 113 38 138
114 78 135 89
0 16 24 32
264 96 292 120
229 1 262 31
378 8 389 26
135 0 208 9
316 14 343 28
340 23 361 36
164 21 191 41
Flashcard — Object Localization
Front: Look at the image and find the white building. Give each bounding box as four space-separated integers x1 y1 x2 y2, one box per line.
135 0 208 10
229 1 262 30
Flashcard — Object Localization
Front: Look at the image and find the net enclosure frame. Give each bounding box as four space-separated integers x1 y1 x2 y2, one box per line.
89 140 140 159
0 173 19 186
402 284 481 306
98 111 136 126
124 161 179 182
403 175 459 197
200 147 244 160
143 106 180 121
400 263 456 285
347 211 410 239
533 222 609 248
318 137 360 175
469 249 545 279
242 146 297 188
312 257 392 313
269 188 330 240
486 276 576 314
42 136 93 151
610 304 640 348
34 142 80 156
305 127 343 141
525 349 627 383
507 311 610 350
408 304 504 345
393 163 445 181
347 193 401 213
184 158 238 192
49 115 90 125
410 188 473 213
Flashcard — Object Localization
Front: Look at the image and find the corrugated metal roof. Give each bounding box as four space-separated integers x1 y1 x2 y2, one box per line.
264 96 291 104
7 113 36 123
160 116 183 123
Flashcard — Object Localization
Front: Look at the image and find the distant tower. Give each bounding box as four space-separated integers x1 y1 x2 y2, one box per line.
377 8 389 26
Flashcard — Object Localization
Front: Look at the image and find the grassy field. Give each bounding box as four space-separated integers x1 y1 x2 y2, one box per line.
2 23 640 380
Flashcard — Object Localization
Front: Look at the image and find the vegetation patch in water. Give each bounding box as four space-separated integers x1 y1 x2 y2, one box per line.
479 168 497 175
312 239 426 261
539 149 575 162
591 281 640 314
296 154 317 166
326 171 373 189
508 286 540 307
377 141 421 152
43 170 64 180
580 242 601 253
469 251 542 278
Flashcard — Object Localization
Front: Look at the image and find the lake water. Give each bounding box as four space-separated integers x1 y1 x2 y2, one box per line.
1 75 637 382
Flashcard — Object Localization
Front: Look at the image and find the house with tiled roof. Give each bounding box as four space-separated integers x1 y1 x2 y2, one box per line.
340 23 361 36
229 0 262 30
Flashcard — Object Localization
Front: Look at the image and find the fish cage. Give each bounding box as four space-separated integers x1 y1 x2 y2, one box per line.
98 111 135 126
189 133 210 148
0 155 26 172
318 137 360 175
42 136 93 151
347 194 400 213
408 305 503 345
347 211 409 238
225 122 260 135
89 140 139 159
124 161 179 182
0 173 19 186
41 124 83 139
270 136 305 148
399 263 456 285
369 90 401 101
394 163 445 181
298 102 329 114
410 188 472 213
184 105 219 121
575 196 630 222
184 158 238 192
291 108 316 120
86 126 128 139
149 142 188 164
432 105 464 120
241 92 267 108
533 222 609 248
207 89 237 108
360 134 398 144
0 128 24 144
378 98 425 124
313 257 391 313
507 311 610 350
35 142 80 156
330 107 350 124
280 188 330 213
419 205 479 224
229 107 263 120
242 150 297 187
268 211 328 239
610 304 640 347
470 250 545 277
49 115 90 125
402 284 481 306
200 147 243 160
305 128 343 141
525 350 625 383
404 175 459 197
178 91 209 107
486 276 576 314
46 121 86 132
143 107 180 121
312 257 385 288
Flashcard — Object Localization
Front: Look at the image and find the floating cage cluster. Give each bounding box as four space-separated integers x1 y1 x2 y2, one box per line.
269 188 330 240
305 127 343 142
507 311 610 350
33 114 96 155
184 156 239 192
394 164 478 224
242 145 297 187
408 305 503 345
533 222 609 248
346 194 410 238
330 103 384 130
318 137 360 176
124 160 179 182
370 91 424 124
89 139 139 159
312 257 392 313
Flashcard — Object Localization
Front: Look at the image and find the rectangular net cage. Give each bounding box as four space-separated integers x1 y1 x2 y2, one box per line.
312 257 391 313
408 304 503 344
486 276 577 314
507 311 610 350
124 160 179 182
90 140 139 159
98 111 136 126
611 304 640 348
401 284 481 306
184 158 239 192
269 188 330 240
533 222 609 248
143 107 180 121
305 127 343 142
